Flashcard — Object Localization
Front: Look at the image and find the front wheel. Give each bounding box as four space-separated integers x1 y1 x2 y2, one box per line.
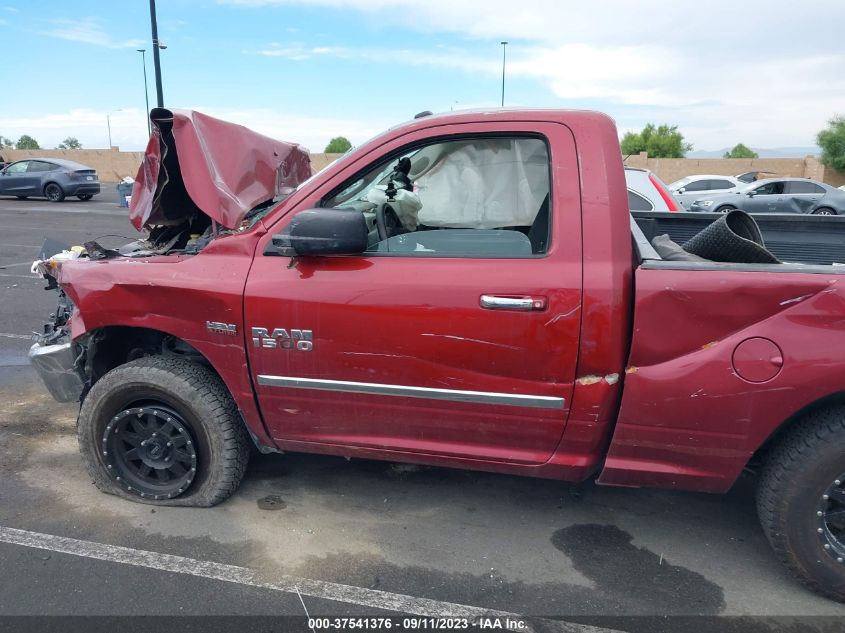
77 194 94 201
716 205 737 213
757 405 845 601
44 183 65 202
77 356 250 506
813 208 836 216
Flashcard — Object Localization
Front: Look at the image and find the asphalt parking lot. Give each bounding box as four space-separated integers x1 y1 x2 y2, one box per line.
1 192 845 630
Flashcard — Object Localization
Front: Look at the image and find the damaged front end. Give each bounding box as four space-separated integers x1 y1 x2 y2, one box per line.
27 109 313 404
28 284 86 403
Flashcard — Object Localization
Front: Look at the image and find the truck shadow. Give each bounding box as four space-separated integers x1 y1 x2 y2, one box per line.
243 452 749 617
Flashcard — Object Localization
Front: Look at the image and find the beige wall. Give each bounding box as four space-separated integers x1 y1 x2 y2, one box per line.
1 148 344 183
1 148 145 182
625 152 845 187
4 147 842 188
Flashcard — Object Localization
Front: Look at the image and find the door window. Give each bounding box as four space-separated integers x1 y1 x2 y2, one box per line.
321 136 551 257
5 161 28 174
681 179 708 192
753 181 785 195
709 179 736 190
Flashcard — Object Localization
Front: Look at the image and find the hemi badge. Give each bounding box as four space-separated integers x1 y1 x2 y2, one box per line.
207 321 238 335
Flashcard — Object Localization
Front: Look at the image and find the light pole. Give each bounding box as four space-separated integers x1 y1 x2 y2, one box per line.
137 49 151 136
500 41 508 107
107 109 124 148
149 0 165 107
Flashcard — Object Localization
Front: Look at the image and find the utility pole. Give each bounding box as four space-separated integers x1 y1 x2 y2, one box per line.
137 49 151 135
107 109 124 148
149 0 164 107
500 41 508 107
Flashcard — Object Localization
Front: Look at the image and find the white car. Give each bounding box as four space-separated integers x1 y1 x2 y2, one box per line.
625 167 681 213
669 175 743 209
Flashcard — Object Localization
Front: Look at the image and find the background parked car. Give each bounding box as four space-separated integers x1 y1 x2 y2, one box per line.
736 170 777 184
0 158 100 202
669 174 743 209
689 178 845 215
625 167 680 212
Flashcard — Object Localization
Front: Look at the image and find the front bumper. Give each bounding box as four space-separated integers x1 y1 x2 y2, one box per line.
28 339 84 403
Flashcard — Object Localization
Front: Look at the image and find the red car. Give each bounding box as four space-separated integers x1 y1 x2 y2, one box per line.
28 108 845 601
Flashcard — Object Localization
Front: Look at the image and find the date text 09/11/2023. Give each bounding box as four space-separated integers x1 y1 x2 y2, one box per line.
306 617 529 630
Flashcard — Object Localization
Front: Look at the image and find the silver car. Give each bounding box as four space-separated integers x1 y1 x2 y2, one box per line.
669 174 743 209
625 167 681 212
689 178 845 215
0 158 100 202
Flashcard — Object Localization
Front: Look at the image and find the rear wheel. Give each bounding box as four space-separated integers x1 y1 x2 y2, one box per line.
813 208 836 216
757 405 845 601
716 205 736 213
77 194 94 201
77 356 250 506
44 183 65 202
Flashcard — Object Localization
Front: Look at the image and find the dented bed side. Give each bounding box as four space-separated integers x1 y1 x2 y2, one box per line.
599 263 845 492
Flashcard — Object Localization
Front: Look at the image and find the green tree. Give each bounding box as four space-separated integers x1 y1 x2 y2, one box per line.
15 135 40 150
723 143 758 159
324 136 352 153
57 137 82 150
817 115 845 171
620 123 692 158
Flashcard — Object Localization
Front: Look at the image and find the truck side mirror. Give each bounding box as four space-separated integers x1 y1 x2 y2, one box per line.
272 208 368 256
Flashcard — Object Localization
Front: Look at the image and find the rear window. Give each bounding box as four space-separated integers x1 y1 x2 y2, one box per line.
27 161 55 173
787 181 825 194
628 189 654 211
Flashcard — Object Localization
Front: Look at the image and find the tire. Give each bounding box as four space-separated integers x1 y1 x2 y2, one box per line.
15 196 28 200
757 404 845 601
716 205 737 213
77 194 94 201
44 183 65 202
812 208 837 216
77 356 250 507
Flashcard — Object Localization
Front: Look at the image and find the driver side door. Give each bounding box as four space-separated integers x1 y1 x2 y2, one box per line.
745 181 784 213
0 161 31 195
244 122 582 466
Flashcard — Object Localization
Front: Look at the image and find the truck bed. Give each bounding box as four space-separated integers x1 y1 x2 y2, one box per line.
633 211 845 266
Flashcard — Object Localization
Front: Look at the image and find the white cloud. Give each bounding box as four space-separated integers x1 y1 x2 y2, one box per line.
226 0 845 149
42 17 144 49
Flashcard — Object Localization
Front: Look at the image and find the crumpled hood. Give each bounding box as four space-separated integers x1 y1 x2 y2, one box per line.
130 108 312 230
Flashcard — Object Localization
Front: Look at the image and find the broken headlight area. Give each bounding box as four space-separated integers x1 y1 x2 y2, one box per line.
28 289 87 404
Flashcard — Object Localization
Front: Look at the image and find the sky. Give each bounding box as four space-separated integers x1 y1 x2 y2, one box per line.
0 0 843 153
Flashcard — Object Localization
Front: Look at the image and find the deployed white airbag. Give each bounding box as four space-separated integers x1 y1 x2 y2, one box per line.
412 138 549 229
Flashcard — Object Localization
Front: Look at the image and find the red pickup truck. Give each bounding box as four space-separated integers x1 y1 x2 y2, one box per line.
28 108 845 601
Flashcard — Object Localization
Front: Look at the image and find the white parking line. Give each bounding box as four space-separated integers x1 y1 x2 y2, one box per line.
0 526 612 631
0 333 33 340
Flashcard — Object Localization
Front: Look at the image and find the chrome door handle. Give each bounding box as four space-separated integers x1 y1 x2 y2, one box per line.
480 295 546 311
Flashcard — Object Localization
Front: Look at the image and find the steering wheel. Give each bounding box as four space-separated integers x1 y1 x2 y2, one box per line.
376 203 404 241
